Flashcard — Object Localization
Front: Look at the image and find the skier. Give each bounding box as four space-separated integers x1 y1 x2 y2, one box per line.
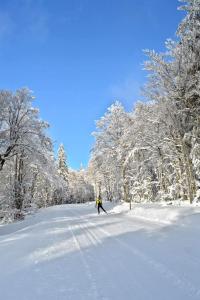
95 195 107 215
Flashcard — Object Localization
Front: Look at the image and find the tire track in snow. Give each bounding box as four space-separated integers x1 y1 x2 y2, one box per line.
72 210 200 300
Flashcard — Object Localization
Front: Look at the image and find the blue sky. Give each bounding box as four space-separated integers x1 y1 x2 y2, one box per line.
0 0 184 169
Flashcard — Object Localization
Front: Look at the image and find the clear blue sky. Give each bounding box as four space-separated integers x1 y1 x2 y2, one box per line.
0 0 184 169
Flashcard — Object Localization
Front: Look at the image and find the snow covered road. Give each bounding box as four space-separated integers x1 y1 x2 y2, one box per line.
0 203 200 300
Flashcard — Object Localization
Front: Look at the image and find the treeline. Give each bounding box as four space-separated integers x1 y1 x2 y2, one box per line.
88 0 200 205
1 1 199 222
0 89 94 222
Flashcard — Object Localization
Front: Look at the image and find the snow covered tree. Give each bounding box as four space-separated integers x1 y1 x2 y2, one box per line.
143 0 200 203
57 144 69 182
0 89 51 171
91 101 131 202
90 1 200 205
0 88 68 221
68 168 94 203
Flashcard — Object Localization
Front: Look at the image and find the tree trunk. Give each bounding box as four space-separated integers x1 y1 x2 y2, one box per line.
181 139 196 204
0 156 5 171
122 164 132 209
14 154 24 210
0 145 16 171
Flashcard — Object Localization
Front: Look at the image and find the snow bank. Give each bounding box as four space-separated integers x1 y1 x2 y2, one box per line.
110 201 200 225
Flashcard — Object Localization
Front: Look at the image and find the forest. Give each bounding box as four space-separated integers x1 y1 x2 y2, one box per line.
0 0 200 222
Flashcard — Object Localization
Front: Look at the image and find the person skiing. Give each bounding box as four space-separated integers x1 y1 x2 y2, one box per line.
95 194 107 215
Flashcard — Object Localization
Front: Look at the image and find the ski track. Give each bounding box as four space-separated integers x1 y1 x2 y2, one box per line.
71 215 152 300
73 217 151 300
68 222 100 300
69 216 153 300
1 204 200 300
70 209 200 300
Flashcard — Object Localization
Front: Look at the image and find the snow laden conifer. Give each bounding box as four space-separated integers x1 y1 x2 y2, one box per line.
57 144 69 183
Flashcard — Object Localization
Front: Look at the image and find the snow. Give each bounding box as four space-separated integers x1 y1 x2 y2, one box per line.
0 202 200 300
111 201 200 224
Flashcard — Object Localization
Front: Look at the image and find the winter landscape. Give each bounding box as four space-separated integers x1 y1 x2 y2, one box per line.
0 0 200 299
0 202 200 300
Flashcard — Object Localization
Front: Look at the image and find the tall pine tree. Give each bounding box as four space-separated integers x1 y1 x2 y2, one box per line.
58 144 69 182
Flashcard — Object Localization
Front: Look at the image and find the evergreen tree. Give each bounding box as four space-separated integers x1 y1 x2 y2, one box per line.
58 144 69 182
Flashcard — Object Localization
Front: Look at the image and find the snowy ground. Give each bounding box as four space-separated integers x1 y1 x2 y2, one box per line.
0 202 200 300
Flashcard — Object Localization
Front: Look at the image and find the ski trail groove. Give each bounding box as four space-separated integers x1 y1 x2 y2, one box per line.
90 219 200 298
69 210 157 299
71 216 151 300
72 210 200 299
81 221 152 299
68 223 100 300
